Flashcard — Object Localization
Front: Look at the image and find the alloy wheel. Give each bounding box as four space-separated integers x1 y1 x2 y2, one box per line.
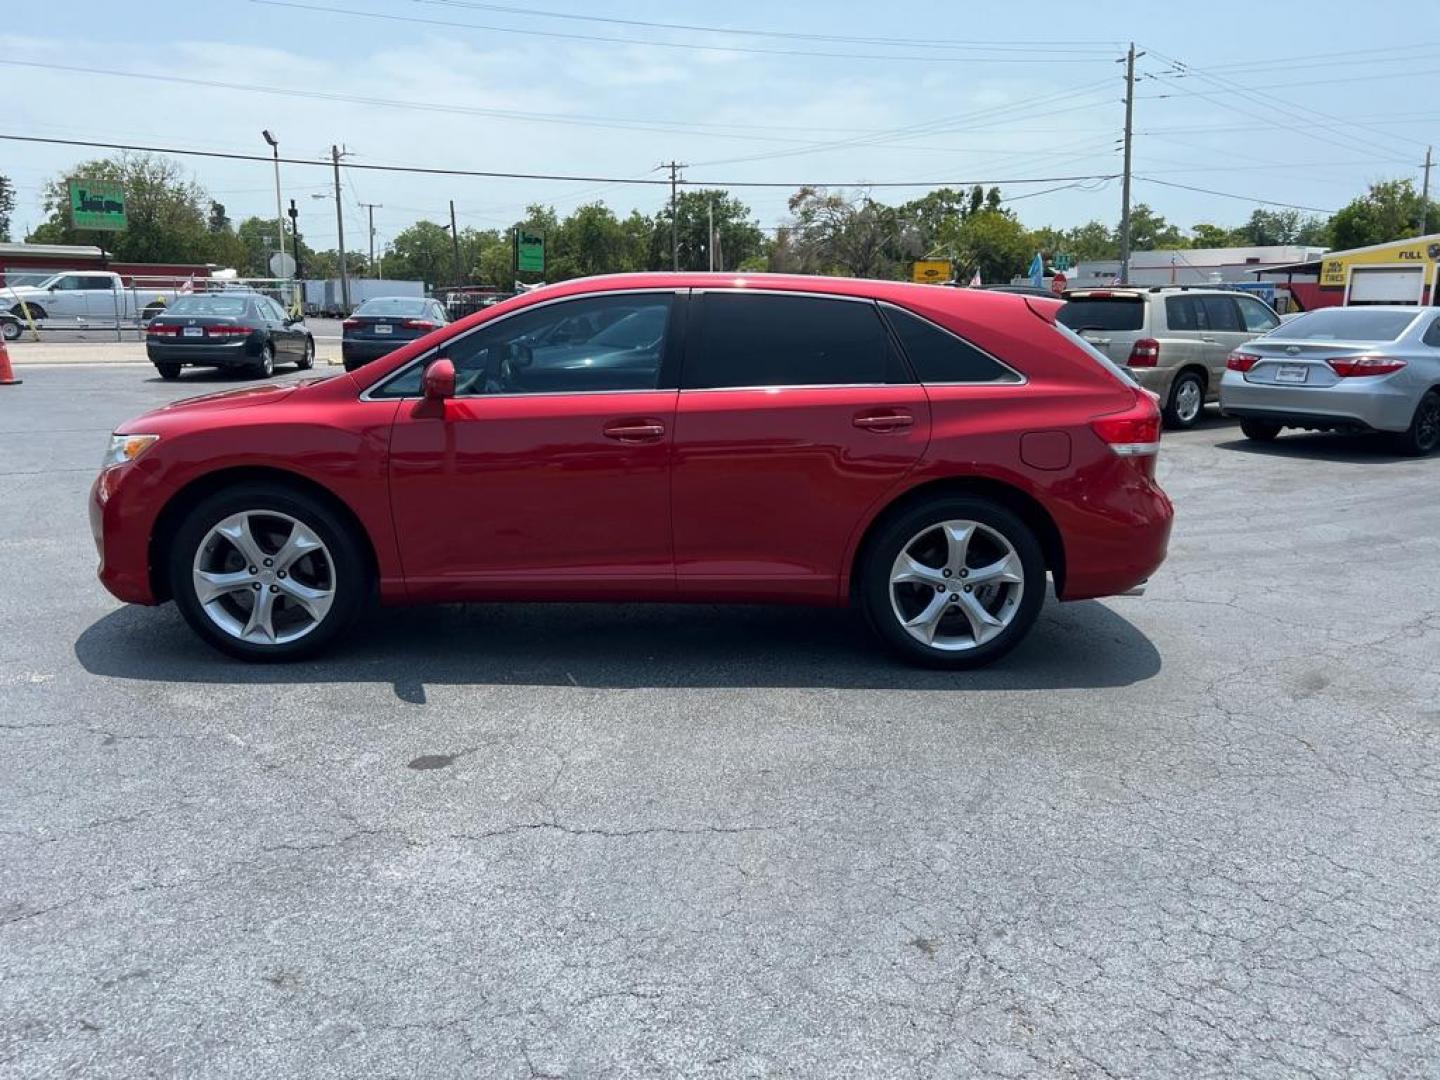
1174 377 1202 424
191 510 336 645
888 519 1025 651
1418 396 1440 452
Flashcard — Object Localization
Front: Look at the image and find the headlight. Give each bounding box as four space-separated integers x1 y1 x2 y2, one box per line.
102 433 159 469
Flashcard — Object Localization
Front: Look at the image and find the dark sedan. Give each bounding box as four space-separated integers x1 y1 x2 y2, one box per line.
342 297 450 372
145 294 314 380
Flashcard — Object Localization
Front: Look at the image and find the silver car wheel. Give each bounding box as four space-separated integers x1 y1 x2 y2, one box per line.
191 510 336 645
1174 377 1203 424
889 519 1025 652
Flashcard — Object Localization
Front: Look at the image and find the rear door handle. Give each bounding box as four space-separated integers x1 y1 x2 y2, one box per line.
853 411 914 432
602 418 667 442
1201 336 1218 343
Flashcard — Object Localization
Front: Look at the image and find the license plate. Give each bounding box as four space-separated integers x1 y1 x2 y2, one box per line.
183 326 203 338
374 324 392 334
1275 364 1308 384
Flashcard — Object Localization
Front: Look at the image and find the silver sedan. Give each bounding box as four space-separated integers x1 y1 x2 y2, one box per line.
1220 305 1440 455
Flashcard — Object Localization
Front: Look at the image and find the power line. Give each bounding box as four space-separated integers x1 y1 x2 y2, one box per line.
251 0 1115 64
0 132 1121 190
1135 177 1336 215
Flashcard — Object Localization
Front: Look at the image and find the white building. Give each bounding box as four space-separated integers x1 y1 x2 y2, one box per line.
1068 245 1328 288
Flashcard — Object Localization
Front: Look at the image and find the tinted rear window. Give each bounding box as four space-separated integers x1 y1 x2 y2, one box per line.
1057 297 1144 332
164 296 251 317
1280 308 1419 342
686 293 895 388
355 298 428 318
881 304 1015 383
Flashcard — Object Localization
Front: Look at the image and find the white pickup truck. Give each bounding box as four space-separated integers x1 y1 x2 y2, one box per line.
4 271 183 327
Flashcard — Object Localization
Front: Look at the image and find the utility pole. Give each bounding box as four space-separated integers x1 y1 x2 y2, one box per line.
663 161 686 271
449 200 463 285
1422 146 1433 235
707 198 714 272
359 202 382 277
1119 43 1138 285
331 145 350 312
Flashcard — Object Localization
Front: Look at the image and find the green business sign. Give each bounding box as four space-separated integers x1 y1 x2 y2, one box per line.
516 229 545 273
68 179 127 232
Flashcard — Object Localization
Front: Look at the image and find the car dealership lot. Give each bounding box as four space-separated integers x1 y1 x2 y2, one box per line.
2 366 1438 1078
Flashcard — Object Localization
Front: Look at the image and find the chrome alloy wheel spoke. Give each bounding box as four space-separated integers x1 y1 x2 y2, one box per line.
889 518 1024 653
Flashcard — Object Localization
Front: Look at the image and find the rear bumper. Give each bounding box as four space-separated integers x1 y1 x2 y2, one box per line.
342 340 408 365
146 339 257 367
1052 453 1174 602
1219 370 1415 433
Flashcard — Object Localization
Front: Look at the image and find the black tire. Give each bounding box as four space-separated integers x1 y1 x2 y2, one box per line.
253 343 276 379
296 336 315 370
168 484 368 662
1240 419 1282 442
1163 370 1206 430
859 497 1046 669
1395 390 1440 457
12 304 45 321
156 362 182 380
0 319 19 342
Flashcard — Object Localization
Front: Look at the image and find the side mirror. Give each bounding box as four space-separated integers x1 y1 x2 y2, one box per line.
422 357 456 401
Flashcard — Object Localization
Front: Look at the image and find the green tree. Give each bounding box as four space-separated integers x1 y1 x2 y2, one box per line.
1125 204 1186 251
1189 222 1245 248
235 216 312 277
650 189 766 273
28 153 213 262
1327 179 1439 250
784 187 919 279
381 220 458 287
941 208 1031 284
0 175 15 242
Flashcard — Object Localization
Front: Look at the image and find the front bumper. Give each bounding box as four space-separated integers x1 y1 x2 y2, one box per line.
1219 370 1416 433
91 466 158 605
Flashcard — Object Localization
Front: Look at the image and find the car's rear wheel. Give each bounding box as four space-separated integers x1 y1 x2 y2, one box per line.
297 337 315 370
860 497 1046 669
1240 419 1282 442
1164 370 1205 429
253 343 275 379
168 485 367 661
1395 390 1440 456
1 319 20 341
156 362 181 380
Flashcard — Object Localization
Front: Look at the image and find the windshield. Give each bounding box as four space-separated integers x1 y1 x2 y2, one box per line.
1278 308 1419 342
356 297 428 318
1057 297 1145 332
591 307 668 349
163 296 251 318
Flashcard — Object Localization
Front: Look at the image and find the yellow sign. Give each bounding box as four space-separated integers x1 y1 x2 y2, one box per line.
912 259 952 285
1320 238 1440 288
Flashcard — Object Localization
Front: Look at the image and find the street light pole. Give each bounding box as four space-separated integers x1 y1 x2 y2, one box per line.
332 145 349 313
261 130 286 270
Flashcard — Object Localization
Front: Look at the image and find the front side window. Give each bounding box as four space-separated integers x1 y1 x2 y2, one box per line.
48 275 80 291
685 293 894 389
81 276 115 291
376 292 674 398
1236 295 1280 333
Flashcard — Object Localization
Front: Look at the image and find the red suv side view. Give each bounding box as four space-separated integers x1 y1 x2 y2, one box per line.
91 273 1173 668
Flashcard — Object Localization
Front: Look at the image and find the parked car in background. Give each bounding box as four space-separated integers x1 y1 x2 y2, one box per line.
93 273 1173 668
1057 286 1282 429
144 293 315 380
5 270 180 326
1221 305 1440 455
341 296 450 371
0 312 20 341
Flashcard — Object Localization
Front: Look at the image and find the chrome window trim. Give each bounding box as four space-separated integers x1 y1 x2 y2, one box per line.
359 287 685 402
878 301 1028 387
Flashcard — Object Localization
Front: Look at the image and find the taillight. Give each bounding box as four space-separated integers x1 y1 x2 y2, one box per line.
342 318 360 330
1227 349 1260 372
206 325 254 337
1328 355 1407 378
1091 391 1162 457
402 319 438 331
1128 338 1160 367
146 323 178 336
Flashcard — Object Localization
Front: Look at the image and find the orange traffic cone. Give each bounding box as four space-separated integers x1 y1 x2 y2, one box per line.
0 338 20 386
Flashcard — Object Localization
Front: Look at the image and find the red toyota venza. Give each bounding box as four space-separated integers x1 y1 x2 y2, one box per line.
91 273 1173 668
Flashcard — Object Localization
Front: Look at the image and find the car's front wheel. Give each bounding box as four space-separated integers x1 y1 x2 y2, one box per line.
860 497 1046 669
168 485 367 661
1 319 20 341
297 337 315 370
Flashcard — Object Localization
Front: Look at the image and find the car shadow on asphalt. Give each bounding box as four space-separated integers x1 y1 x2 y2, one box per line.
1215 432 1414 464
74 596 1160 696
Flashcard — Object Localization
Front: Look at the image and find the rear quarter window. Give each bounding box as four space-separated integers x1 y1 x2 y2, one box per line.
880 304 1017 383
1057 297 1145 333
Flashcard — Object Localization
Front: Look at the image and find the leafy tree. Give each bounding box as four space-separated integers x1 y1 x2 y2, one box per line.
28 153 213 262
550 202 641 280
0 175 15 243
1327 179 1439 250
1125 204 1186 251
783 187 920 278
941 208 1031 284
1189 222 1245 249
234 216 313 277
649 189 766 273
381 220 460 287
207 201 231 234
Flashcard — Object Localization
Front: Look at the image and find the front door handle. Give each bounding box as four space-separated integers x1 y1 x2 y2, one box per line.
1201 336 1218 343
853 411 914 432
602 418 667 442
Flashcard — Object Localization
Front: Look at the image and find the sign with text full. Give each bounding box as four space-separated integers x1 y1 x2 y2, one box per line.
516 230 545 273
68 179 127 231
1320 237 1440 288
912 259 952 285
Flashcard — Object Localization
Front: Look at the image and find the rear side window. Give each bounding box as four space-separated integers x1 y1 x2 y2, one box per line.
686 293 897 389
1200 296 1243 331
1164 296 1202 331
1424 318 1440 347
880 304 1016 383
1057 297 1144 332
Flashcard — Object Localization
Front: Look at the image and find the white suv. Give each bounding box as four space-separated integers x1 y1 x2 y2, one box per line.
1057 287 1281 428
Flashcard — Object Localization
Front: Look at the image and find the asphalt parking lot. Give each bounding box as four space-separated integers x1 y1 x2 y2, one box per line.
2 364 1438 1078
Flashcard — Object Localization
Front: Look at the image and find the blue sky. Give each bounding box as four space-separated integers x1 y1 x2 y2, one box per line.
3 1 1438 254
